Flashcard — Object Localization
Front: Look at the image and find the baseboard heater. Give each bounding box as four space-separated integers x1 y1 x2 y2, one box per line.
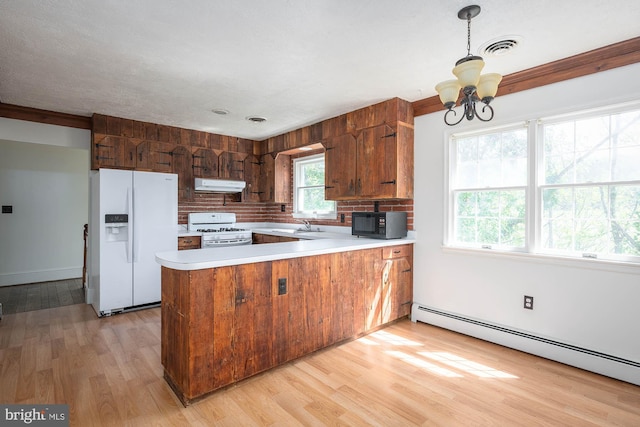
412 304 640 386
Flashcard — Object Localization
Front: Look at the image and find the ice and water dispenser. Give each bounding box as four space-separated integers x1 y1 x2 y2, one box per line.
105 214 129 242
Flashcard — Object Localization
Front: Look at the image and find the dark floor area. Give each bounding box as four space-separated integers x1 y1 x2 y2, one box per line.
0 278 84 315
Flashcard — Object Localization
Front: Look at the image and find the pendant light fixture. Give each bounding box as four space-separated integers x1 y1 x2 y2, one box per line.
435 5 502 126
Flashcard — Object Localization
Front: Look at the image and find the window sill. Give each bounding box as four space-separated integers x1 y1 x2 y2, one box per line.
441 245 640 275
292 212 337 220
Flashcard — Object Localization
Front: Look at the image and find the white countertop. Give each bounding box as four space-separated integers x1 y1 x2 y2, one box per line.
178 231 202 237
156 237 415 271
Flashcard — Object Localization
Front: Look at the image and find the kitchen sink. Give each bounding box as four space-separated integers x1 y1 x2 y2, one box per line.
269 228 297 234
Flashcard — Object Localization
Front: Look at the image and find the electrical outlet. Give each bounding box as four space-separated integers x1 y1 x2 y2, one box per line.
2 205 12 214
340 213 345 223
524 295 534 310
278 278 287 295
280 204 286 212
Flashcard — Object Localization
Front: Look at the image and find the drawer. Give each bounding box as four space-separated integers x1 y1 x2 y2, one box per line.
382 244 412 259
178 236 201 250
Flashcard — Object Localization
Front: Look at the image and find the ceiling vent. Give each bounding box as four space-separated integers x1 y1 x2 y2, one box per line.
480 35 522 57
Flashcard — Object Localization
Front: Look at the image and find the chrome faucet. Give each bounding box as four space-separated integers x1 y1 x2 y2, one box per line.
297 219 312 231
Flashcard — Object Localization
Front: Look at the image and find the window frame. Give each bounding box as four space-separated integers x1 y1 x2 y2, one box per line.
446 122 531 253
445 101 640 265
292 153 337 220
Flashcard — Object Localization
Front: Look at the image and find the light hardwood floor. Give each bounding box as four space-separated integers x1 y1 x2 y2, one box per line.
1 303 639 426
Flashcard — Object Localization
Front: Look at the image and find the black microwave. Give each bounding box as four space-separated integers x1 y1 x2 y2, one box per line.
351 211 407 239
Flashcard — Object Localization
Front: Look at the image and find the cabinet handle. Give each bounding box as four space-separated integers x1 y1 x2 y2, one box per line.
382 132 397 138
393 250 401 254
402 268 412 273
130 152 133 161
157 161 171 166
381 180 396 185
95 143 112 148
139 153 143 162
325 186 335 189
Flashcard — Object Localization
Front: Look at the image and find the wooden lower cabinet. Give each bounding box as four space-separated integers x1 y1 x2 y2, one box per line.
252 233 299 244
161 244 413 405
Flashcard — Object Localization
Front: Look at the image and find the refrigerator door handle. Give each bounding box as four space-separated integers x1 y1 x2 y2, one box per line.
127 186 133 263
133 186 141 263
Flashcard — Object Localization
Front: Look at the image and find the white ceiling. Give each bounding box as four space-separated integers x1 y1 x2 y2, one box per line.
1 1 638 140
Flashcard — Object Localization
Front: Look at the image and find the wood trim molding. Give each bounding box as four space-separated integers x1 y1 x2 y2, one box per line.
412 36 640 117
0 103 92 129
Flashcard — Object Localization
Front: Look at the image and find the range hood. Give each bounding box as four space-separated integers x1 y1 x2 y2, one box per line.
194 178 246 193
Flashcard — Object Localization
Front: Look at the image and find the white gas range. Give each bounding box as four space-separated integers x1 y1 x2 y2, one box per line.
188 212 252 248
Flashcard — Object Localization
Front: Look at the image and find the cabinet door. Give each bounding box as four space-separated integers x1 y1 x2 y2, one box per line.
257 153 290 203
259 154 275 202
323 134 356 200
171 145 193 200
177 236 201 250
135 140 150 169
233 262 274 380
357 124 398 198
148 142 174 173
191 148 218 178
272 154 291 203
381 257 413 323
92 135 136 169
243 155 263 202
219 152 247 180
364 256 386 331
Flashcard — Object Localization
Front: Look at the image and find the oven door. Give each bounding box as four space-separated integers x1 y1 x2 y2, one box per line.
201 237 253 248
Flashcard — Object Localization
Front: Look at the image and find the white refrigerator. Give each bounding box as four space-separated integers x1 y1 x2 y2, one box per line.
89 169 178 316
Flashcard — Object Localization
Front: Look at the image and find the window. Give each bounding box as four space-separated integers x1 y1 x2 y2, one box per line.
540 108 640 260
450 125 528 250
447 103 640 263
293 154 336 219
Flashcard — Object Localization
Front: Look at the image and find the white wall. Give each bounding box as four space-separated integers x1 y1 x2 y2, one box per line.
413 63 640 372
0 119 90 285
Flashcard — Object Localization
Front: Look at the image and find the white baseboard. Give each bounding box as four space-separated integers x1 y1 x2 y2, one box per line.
0 267 82 287
411 303 640 387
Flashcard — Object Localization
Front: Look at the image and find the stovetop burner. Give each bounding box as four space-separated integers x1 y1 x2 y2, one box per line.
197 227 247 233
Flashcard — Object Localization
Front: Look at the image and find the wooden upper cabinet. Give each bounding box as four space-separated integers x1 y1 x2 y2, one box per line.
191 148 218 178
92 135 136 170
257 153 290 203
136 141 174 172
323 134 357 200
357 124 398 199
219 151 247 180
323 122 413 201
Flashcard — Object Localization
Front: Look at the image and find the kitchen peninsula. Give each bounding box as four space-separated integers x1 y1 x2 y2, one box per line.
155 237 414 405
